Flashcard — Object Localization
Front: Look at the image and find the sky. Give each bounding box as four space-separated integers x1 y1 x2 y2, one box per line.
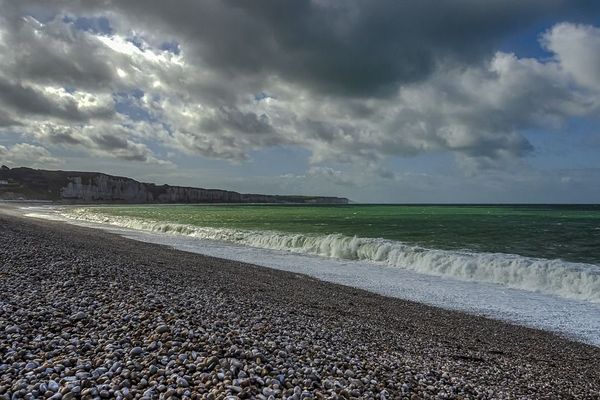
1 1 600 203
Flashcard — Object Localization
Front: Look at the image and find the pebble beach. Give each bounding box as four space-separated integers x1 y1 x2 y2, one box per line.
1 209 599 399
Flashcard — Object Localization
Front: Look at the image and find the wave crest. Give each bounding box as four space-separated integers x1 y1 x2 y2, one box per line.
63 208 600 303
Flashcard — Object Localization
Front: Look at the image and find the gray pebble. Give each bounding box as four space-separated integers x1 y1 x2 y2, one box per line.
130 346 143 356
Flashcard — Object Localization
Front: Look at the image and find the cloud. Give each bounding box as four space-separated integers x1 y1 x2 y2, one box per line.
59 0 593 96
542 22 600 90
0 143 62 168
0 78 114 121
282 46 597 170
0 15 117 91
27 122 172 164
0 1 599 178
0 8 174 165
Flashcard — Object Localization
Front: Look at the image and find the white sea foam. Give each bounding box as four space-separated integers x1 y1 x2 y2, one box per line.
59 208 600 303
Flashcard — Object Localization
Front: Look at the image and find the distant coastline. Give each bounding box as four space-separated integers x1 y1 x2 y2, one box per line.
0 166 348 205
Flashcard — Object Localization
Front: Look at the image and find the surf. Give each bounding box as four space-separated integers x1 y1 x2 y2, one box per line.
60 207 600 303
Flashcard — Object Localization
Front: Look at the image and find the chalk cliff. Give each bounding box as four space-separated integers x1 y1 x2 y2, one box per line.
0 166 349 204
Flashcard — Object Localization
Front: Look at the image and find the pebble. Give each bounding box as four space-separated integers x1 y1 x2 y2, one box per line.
70 311 87 321
4 325 19 334
48 381 59 393
177 377 189 388
130 346 143 356
0 214 597 400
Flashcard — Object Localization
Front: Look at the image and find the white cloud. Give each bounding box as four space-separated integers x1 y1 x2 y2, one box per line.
0 143 62 167
27 122 172 165
542 23 600 90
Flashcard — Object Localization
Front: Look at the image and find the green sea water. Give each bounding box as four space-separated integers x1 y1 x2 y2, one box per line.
69 204 600 265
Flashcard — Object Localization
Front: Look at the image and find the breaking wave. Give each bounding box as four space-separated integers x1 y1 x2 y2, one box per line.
62 208 600 303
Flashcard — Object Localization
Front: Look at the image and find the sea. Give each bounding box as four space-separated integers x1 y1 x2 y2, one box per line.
25 204 600 345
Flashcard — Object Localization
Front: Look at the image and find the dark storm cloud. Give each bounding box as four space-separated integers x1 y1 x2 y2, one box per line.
13 0 594 96
92 0 581 96
0 109 18 127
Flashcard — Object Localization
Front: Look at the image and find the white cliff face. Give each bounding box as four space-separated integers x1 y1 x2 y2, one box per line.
57 174 346 204
1 167 349 203
61 176 152 202
59 175 242 203
157 187 242 203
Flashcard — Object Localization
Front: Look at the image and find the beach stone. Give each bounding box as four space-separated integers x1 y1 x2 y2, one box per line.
130 347 143 356
228 385 242 393
48 381 59 392
156 325 169 334
70 311 87 321
24 362 37 370
177 377 189 388
75 372 90 380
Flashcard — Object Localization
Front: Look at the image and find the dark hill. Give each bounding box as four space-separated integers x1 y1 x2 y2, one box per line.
0 166 348 204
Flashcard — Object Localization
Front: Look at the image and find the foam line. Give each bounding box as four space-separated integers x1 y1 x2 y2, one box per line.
61 208 600 303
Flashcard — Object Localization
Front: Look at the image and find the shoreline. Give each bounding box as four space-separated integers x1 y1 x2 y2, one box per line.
1 209 600 398
20 203 600 347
